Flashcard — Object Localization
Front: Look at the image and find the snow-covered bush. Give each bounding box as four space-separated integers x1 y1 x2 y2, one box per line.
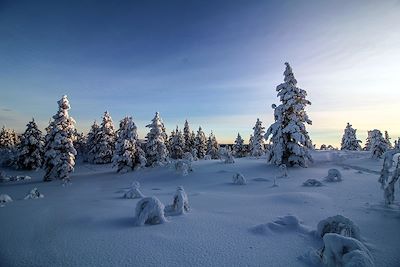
206 131 220 159
134 196 167 226
124 181 145 199
194 127 207 159
145 112 169 166
43 95 77 182
219 147 235 164
378 149 400 205
165 186 190 215
92 111 116 164
204 155 211 160
340 123 362 151
278 164 288 178
303 179 323 187
233 133 246 158
250 118 265 157
0 194 13 205
232 173 247 185
24 188 44 200
316 215 360 240
175 160 191 176
322 233 374 267
325 169 342 182
16 119 44 170
265 62 313 167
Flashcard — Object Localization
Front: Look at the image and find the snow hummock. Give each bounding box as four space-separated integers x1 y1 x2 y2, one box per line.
124 181 145 199
24 188 44 200
0 194 13 205
316 215 360 240
251 215 310 235
134 196 167 226
232 172 247 185
303 179 323 187
325 169 342 182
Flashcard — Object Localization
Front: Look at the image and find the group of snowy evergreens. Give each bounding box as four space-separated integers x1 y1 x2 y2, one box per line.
1 62 399 185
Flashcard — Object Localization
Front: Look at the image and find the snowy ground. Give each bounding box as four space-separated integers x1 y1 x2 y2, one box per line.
0 151 399 266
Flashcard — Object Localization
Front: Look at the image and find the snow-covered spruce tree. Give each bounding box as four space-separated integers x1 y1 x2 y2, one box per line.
233 133 246 158
248 135 254 155
113 116 145 173
395 138 400 149
195 126 207 159
16 119 44 170
145 112 169 166
169 127 185 159
251 118 265 157
206 131 219 159
340 123 362 151
43 95 76 182
73 130 86 159
0 126 19 149
93 111 116 164
86 121 100 163
364 130 373 151
384 131 392 149
369 129 388 159
183 120 194 153
265 62 313 167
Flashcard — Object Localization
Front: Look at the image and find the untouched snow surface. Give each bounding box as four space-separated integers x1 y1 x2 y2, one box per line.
0 151 399 266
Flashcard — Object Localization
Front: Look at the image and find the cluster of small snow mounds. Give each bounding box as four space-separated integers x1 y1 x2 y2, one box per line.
165 186 190 215
232 173 247 185
325 169 342 182
24 188 44 200
134 196 167 226
124 182 145 199
302 179 323 187
0 194 13 206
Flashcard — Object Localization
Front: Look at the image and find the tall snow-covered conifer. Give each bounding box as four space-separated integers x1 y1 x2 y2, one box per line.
195 127 207 159
251 118 265 157
369 129 388 159
265 62 313 167
340 123 362 151
93 111 116 164
43 95 76 182
183 120 194 153
145 112 169 166
206 131 219 159
86 121 100 163
233 133 246 158
16 119 44 170
170 127 185 159
113 116 146 172
384 131 392 149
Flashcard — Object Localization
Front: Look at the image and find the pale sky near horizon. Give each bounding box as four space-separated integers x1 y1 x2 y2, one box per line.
1 0 399 146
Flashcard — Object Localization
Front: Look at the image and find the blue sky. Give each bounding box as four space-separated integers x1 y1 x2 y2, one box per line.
1 0 399 145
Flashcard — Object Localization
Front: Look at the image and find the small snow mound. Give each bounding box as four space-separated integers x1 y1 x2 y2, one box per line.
232 173 247 185
134 196 167 226
317 215 360 240
251 215 310 235
322 233 374 267
303 179 323 187
165 186 190 215
0 194 13 204
24 188 44 200
124 181 145 199
204 155 212 160
325 169 342 182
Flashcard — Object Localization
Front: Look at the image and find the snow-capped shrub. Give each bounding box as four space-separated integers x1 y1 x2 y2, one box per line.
219 147 235 164
134 196 167 226
165 186 190 215
368 129 388 159
316 215 360 240
204 155 212 160
303 179 323 187
325 169 342 182
16 118 44 170
232 173 247 185
250 118 265 157
124 181 145 199
322 233 374 267
265 62 313 167
175 160 191 176
0 194 13 204
24 188 44 200
279 164 288 178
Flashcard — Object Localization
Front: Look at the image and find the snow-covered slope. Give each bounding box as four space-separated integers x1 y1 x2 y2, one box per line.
0 151 399 266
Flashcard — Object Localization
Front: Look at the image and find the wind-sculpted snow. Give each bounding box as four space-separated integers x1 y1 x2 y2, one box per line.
250 215 311 235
